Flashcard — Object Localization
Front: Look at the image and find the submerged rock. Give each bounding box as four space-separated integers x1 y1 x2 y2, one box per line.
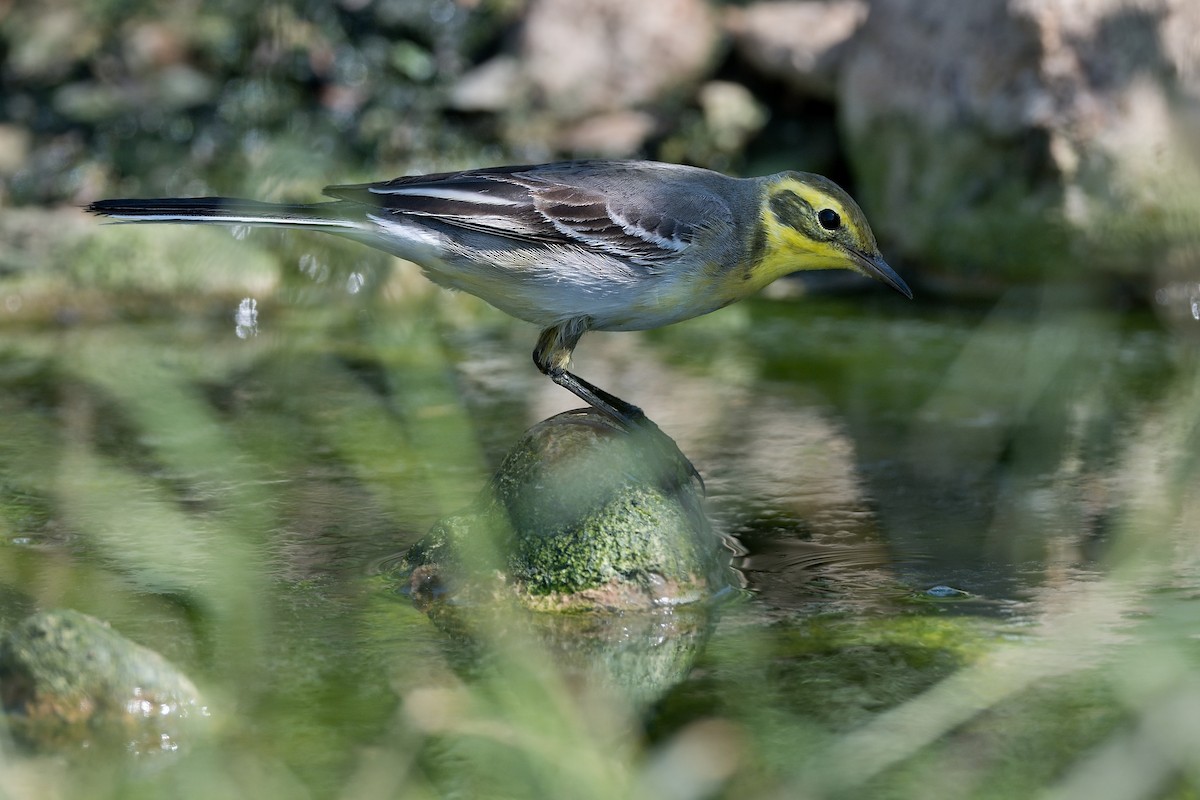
399 410 725 614
0 610 205 753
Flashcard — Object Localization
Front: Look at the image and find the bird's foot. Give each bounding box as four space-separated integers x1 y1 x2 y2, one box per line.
543 366 705 494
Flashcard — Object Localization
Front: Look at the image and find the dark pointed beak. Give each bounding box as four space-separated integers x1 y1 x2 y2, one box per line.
850 249 913 299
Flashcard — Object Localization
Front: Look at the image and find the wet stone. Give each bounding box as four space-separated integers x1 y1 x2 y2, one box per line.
924 585 970 599
0 610 206 754
399 410 727 613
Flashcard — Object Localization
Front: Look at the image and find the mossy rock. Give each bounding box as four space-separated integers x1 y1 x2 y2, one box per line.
399 410 727 613
0 610 205 753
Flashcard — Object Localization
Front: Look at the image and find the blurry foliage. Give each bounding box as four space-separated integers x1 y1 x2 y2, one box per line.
1 0 522 203
0 0 845 207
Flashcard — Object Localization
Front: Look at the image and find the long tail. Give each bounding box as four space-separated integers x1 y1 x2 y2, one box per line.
85 197 367 232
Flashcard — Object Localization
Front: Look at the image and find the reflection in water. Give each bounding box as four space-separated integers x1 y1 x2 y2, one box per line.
1154 280 1200 325
234 297 258 339
731 537 895 602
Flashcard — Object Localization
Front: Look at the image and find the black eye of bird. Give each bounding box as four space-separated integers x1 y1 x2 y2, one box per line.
818 208 841 231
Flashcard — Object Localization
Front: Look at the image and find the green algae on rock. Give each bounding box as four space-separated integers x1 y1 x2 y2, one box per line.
398 410 726 613
0 610 206 753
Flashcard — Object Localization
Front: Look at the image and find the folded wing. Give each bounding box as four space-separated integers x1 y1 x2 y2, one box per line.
323 161 729 268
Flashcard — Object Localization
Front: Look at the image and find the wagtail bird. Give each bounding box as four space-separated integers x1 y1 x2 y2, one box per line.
88 160 912 485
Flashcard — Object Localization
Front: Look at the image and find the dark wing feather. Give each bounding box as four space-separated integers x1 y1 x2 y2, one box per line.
323 162 717 266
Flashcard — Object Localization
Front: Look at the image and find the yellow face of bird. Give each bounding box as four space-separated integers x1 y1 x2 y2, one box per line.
751 172 911 298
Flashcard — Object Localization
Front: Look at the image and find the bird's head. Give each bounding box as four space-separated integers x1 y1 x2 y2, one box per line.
753 172 912 298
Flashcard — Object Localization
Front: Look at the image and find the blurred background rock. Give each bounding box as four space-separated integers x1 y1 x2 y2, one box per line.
1 0 1197 293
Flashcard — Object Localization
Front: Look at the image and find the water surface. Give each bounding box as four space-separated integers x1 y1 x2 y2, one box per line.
0 257 1196 797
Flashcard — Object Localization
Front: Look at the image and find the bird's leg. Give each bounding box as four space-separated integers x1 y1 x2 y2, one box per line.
533 324 704 491
534 327 645 420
